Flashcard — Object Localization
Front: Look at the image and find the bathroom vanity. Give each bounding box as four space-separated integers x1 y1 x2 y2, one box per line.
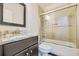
0 36 38 56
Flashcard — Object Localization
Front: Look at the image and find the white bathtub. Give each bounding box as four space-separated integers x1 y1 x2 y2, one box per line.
40 39 79 56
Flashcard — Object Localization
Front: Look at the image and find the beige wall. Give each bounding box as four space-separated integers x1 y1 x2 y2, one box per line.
26 3 40 35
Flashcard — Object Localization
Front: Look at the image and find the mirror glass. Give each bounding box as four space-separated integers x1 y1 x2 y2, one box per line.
2 3 26 27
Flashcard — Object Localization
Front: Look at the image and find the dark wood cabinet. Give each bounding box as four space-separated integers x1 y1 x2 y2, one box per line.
0 45 3 56
0 36 38 56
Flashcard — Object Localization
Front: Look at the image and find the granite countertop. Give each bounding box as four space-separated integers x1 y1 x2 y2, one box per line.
0 34 37 45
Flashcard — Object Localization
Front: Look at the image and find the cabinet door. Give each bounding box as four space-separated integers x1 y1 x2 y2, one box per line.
15 49 30 56
29 44 38 56
0 45 3 56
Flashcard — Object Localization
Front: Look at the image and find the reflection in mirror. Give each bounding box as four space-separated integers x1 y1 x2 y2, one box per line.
3 3 24 25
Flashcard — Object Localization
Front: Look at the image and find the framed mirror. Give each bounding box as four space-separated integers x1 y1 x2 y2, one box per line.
0 3 26 27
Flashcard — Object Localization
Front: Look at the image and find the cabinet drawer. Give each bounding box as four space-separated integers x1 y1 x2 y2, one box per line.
3 39 30 56
16 44 38 56
15 49 29 56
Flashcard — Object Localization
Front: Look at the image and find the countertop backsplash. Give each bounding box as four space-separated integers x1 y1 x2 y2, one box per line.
0 29 23 43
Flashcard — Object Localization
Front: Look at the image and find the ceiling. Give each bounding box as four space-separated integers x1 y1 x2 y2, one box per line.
39 3 72 12
39 3 53 7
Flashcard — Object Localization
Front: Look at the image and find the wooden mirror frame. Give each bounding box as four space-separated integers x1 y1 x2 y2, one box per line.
0 3 26 27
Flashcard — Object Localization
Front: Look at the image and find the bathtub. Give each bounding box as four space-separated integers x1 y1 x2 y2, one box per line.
40 39 79 56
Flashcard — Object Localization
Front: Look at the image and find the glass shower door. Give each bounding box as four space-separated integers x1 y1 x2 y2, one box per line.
40 5 77 47
53 5 77 45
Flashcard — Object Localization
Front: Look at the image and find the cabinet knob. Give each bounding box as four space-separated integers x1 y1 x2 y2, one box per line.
25 53 29 56
30 50 32 53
